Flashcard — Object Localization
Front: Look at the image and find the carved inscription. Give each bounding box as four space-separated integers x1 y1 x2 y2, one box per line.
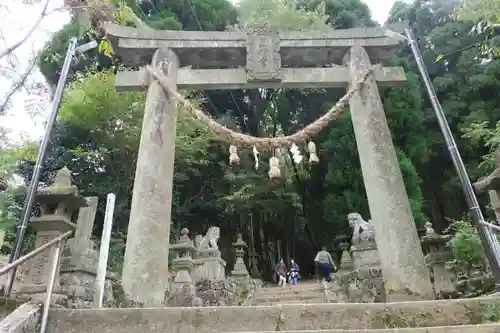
31 234 52 284
246 26 281 81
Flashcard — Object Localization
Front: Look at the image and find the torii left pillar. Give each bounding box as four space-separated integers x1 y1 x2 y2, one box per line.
121 48 178 306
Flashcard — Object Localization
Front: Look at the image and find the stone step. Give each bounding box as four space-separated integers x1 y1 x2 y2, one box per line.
258 284 322 295
0 297 24 321
47 297 500 333
258 298 326 305
255 291 325 303
223 324 500 333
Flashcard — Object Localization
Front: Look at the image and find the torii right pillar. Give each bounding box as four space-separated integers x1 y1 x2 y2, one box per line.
345 45 434 301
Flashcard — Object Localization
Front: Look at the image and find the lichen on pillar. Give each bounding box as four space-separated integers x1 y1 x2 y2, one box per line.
121 48 179 306
344 45 433 301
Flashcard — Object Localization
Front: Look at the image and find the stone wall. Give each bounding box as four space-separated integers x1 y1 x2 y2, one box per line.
196 279 236 306
61 270 116 309
231 278 262 305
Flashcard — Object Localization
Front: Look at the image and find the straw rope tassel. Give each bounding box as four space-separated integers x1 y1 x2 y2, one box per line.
268 156 281 180
229 144 240 166
308 141 319 164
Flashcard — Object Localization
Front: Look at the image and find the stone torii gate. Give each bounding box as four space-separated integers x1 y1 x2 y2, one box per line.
105 23 434 305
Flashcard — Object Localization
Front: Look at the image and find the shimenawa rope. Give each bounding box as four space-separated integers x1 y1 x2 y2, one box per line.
144 64 380 150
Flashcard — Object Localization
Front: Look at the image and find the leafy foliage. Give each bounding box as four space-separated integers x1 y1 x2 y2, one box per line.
463 120 500 172
236 0 331 31
0 146 22 252
445 219 485 272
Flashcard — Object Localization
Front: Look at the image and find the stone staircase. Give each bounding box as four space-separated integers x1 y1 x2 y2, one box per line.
45 296 500 333
253 281 326 305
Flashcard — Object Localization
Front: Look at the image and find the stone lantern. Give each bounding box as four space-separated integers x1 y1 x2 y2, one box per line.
231 234 249 279
420 222 457 299
169 228 197 297
337 236 354 275
21 167 87 301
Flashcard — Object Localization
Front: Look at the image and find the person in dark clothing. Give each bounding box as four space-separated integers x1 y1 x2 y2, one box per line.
314 246 336 282
275 258 287 287
289 259 300 286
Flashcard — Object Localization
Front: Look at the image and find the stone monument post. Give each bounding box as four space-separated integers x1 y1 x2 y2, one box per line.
344 46 434 301
72 197 98 254
421 222 457 299
59 197 115 308
60 197 98 271
59 196 99 307
121 48 179 306
20 167 87 303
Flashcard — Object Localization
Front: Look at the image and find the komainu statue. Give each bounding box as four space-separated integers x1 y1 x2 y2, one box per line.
198 226 220 250
348 212 375 245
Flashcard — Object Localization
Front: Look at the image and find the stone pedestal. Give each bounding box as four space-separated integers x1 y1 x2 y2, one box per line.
191 227 225 284
19 167 86 305
350 240 380 270
192 255 226 283
421 222 457 299
343 267 386 303
340 221 385 303
342 242 385 303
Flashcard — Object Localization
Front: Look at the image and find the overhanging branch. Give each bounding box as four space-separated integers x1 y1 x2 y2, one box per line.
0 0 50 60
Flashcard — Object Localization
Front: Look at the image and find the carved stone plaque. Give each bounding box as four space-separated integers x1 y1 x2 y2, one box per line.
246 26 281 82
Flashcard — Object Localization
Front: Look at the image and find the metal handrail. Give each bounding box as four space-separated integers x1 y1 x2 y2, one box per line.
481 220 500 233
0 230 73 333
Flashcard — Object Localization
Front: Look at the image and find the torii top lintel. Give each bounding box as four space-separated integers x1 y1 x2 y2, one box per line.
104 22 408 68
